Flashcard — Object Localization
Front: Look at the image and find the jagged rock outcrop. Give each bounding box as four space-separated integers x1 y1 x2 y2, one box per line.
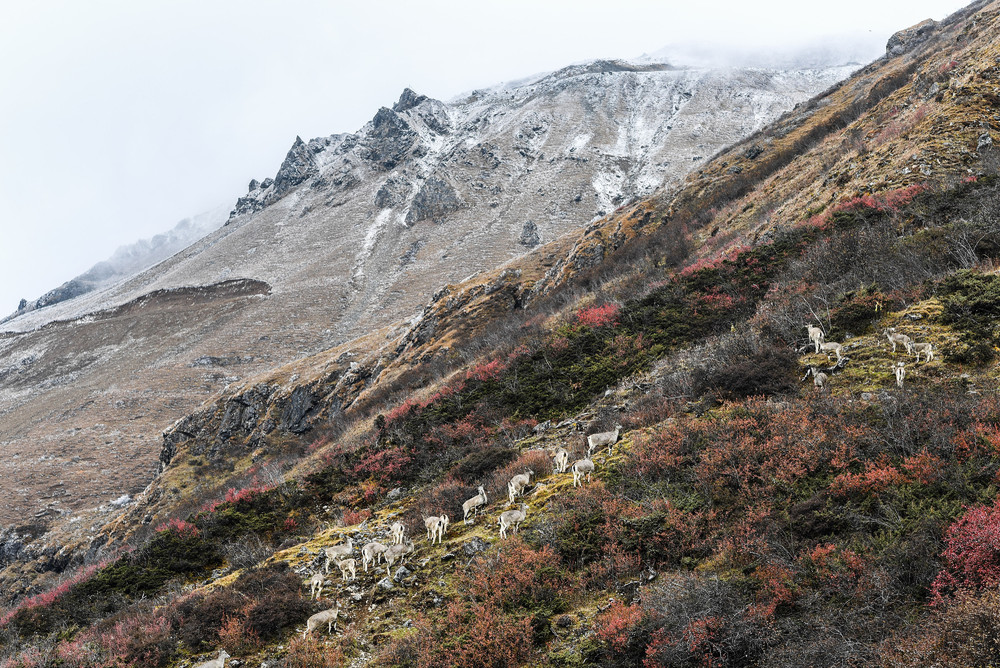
886 19 937 56
405 177 463 224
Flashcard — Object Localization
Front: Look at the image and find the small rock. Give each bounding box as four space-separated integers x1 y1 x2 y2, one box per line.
533 420 551 434
978 132 993 152
377 577 394 590
403 619 413 628
393 566 412 582
861 393 874 401
387 488 404 500
440 552 456 561
463 537 490 557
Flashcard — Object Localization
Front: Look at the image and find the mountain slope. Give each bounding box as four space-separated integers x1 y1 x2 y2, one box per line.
0 57 853 536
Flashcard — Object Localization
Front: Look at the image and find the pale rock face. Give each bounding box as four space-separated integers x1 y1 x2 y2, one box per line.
0 55 857 529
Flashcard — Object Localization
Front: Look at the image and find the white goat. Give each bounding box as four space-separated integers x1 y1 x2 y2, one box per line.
439 514 450 539
507 470 534 505
806 324 825 354
819 341 844 362
498 504 528 539
553 447 569 474
911 341 934 363
383 540 414 576
361 541 388 572
424 515 448 544
587 424 623 457
462 485 488 524
894 361 906 388
308 572 325 600
390 521 406 545
803 366 829 391
572 458 595 487
885 327 912 354
302 602 341 638
336 558 357 582
193 649 230 668
324 538 353 573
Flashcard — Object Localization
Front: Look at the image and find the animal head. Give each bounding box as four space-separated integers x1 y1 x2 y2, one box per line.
219 650 231 659
478 485 486 494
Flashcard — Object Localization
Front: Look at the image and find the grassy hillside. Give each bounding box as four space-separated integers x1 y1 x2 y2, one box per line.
4 2 1000 667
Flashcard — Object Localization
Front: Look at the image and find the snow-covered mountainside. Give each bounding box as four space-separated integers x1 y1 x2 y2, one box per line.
0 56 856 529
1 205 229 324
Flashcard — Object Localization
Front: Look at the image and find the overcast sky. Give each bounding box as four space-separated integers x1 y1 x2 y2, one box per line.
0 0 971 316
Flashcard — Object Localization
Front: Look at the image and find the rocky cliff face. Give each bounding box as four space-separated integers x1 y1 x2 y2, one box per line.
0 55 855 541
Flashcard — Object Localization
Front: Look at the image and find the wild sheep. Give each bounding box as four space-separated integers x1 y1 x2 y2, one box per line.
336 558 357 582
911 341 934 363
302 602 341 638
894 361 906 388
193 649 230 668
806 324 825 354
553 447 569 473
308 572 325 600
383 540 414 576
820 341 844 362
507 470 534 505
498 504 528 539
463 485 488 524
324 538 353 573
361 541 388 572
424 515 448 544
572 458 595 487
587 424 623 457
390 521 405 545
885 327 912 354
803 366 828 390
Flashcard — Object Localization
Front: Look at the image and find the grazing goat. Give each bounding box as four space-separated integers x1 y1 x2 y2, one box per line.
383 540 414 576
806 324 825 354
587 424 623 457
193 649 230 668
361 541 388 572
336 558 357 582
303 602 341 638
572 458 595 487
885 327 912 354
463 485 488 524
553 447 569 474
910 341 934 363
507 470 534 505
308 572 325 600
324 538 353 573
820 341 844 362
424 515 448 544
498 504 528 539
390 521 406 545
894 361 906 388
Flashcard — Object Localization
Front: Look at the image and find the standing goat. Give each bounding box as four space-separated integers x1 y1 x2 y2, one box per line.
194 649 230 668
572 458 595 487
424 515 448 544
803 366 828 391
507 470 534 505
336 558 357 582
820 341 844 362
910 341 934 363
308 572 325 600
390 521 406 545
553 447 569 474
324 538 353 573
361 541 388 572
806 324 825 354
894 361 906 388
383 540 414 576
587 424 623 457
498 504 528 539
885 328 912 354
302 602 341 638
462 485 488 524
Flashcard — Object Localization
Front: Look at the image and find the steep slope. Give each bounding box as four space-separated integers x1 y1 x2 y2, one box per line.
0 57 853 534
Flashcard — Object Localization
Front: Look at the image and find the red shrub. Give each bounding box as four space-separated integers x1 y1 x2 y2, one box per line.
342 508 372 526
575 303 621 328
930 497 1000 603
95 612 175 667
596 601 645 650
466 359 507 382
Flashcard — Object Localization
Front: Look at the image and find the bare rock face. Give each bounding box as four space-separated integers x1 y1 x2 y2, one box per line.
519 221 540 247
405 177 462 224
886 19 937 56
